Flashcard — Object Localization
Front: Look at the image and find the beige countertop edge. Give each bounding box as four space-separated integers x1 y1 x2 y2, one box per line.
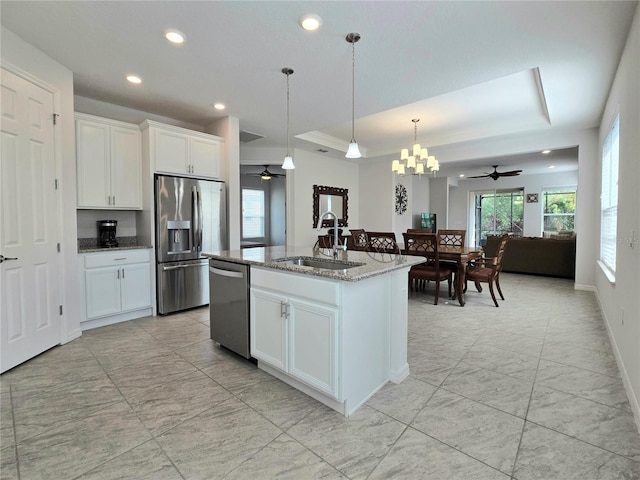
203 247 424 282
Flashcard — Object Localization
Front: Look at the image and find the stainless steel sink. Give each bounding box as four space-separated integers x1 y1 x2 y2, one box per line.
272 256 365 270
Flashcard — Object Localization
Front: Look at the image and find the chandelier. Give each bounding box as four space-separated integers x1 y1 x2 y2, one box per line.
392 119 439 176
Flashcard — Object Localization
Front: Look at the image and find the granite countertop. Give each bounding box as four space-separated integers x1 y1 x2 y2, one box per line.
203 246 425 281
78 245 153 253
77 236 152 253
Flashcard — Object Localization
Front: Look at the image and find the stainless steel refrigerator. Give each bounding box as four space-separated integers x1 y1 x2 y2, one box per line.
155 174 226 314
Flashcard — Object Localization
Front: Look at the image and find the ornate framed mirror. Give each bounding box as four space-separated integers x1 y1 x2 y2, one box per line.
313 185 349 228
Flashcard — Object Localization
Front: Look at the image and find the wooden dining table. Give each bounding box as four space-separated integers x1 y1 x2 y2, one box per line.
438 245 483 306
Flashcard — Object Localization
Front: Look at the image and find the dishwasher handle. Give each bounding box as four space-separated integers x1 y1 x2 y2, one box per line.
209 266 245 279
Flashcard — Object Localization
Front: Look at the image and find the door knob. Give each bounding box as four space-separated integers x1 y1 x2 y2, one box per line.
0 255 18 263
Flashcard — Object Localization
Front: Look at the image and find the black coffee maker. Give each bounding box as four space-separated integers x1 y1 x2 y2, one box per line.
97 220 118 248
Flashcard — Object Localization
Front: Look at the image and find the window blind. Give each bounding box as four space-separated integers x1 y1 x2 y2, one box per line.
600 114 619 274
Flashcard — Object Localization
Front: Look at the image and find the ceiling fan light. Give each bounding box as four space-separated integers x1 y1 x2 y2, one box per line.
281 155 295 170
346 141 361 158
391 160 400 172
261 174 271 180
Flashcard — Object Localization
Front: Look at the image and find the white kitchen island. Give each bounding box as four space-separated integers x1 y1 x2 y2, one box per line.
204 246 424 416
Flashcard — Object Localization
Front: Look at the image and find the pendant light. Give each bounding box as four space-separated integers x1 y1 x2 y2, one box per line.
281 67 295 170
345 33 361 159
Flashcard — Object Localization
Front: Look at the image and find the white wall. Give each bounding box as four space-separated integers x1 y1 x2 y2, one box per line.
77 210 137 238
1 27 80 341
411 174 431 229
596 2 640 428
291 150 360 246
207 116 240 249
359 159 394 231
74 96 203 131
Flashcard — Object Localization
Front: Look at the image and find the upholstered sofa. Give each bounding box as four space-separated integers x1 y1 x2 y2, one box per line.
483 235 576 279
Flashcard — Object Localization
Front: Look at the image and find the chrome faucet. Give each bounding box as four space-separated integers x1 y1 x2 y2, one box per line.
316 211 347 259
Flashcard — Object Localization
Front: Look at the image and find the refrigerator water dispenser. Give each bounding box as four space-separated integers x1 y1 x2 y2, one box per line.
167 220 191 254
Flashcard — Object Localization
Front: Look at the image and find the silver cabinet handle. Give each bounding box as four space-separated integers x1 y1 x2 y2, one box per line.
117 269 120 279
0 255 18 263
121 268 125 279
209 266 244 278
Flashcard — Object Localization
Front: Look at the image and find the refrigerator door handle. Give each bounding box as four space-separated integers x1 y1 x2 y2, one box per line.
191 187 198 253
196 190 203 252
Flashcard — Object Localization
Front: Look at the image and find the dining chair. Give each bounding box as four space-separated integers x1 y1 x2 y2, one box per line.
437 229 466 272
315 235 333 248
402 232 453 305
366 231 400 254
349 229 369 251
406 228 432 234
437 229 466 247
464 233 509 307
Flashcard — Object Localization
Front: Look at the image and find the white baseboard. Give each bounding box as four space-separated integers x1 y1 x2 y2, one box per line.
574 283 596 292
594 289 640 435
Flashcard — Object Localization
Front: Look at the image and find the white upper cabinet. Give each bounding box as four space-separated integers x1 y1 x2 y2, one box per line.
75 113 142 209
142 120 223 179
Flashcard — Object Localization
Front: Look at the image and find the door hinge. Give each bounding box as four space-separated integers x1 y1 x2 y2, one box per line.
52 113 59 125
55 179 59 189
57 243 61 253
59 305 63 315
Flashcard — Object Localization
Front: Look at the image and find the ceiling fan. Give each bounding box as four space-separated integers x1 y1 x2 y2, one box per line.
468 165 522 181
245 165 285 180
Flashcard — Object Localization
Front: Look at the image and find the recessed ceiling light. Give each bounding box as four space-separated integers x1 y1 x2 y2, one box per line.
164 29 185 44
213 103 226 110
548 165 556 169
300 14 322 31
126 75 142 84
542 149 551 154
459 174 465 178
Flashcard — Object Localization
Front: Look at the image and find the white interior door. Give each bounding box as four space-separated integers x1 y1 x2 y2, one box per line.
1 67 61 373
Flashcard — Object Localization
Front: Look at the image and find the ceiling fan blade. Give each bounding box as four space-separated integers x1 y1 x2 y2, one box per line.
467 174 491 179
498 170 523 176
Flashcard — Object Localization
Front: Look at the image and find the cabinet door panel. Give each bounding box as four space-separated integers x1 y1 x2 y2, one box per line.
76 120 110 207
85 267 120 319
155 129 188 174
250 288 287 371
289 299 339 398
120 263 151 312
190 137 220 178
111 126 141 208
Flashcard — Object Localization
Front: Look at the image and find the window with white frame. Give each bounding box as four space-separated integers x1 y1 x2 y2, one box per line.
242 188 265 240
542 188 577 235
600 114 619 274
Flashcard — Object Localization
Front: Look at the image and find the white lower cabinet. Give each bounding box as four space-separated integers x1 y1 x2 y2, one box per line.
251 287 338 398
249 264 411 417
79 249 153 329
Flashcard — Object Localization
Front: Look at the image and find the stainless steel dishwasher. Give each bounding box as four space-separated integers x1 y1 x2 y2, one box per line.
209 259 251 359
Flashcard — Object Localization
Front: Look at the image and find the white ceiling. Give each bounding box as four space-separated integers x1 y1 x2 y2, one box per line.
2 1 637 177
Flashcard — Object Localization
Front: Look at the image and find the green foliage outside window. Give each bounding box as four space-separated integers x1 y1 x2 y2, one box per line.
475 190 524 245
543 190 576 232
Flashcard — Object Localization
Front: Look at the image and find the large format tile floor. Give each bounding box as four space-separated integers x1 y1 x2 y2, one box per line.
1 274 639 479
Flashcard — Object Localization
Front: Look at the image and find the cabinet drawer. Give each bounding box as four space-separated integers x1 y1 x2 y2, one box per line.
84 249 150 268
251 267 340 306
